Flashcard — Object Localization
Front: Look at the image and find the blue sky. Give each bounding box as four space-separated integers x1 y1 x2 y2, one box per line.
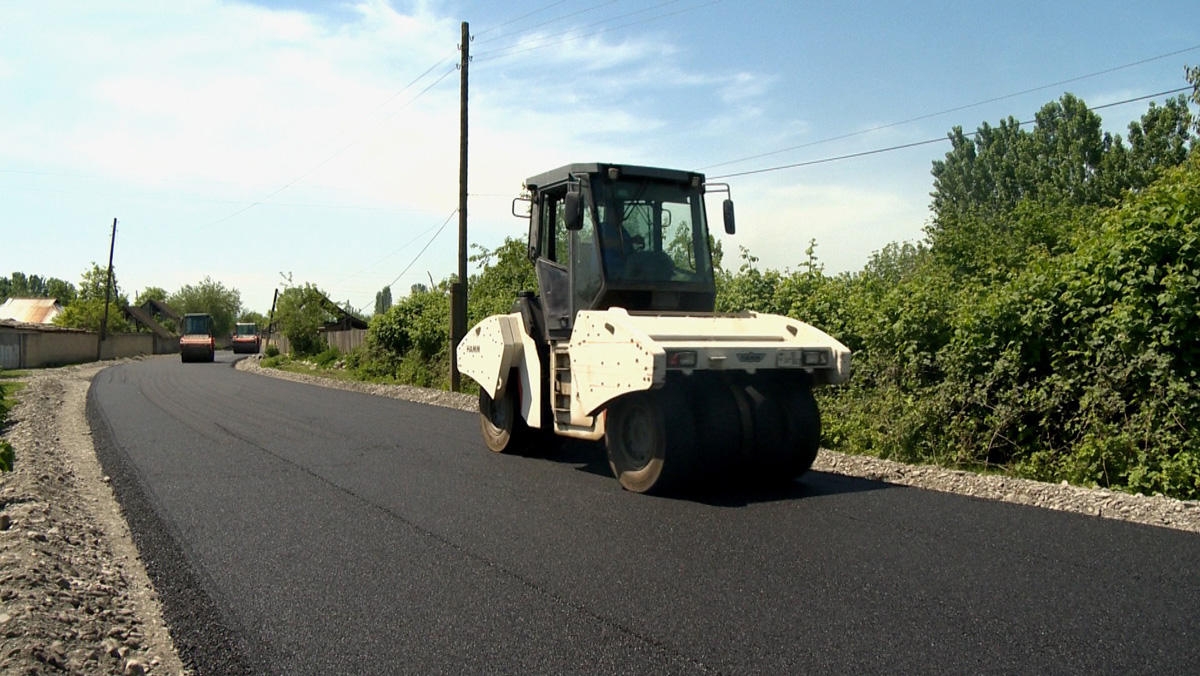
2 0 1196 314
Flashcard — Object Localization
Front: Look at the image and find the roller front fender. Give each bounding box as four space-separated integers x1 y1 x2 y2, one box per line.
456 313 543 429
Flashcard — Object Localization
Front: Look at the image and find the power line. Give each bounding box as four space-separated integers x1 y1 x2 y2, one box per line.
332 214 463 291
702 42 1200 172
199 61 459 229
470 0 619 46
473 0 575 41
385 209 458 290
708 86 1193 180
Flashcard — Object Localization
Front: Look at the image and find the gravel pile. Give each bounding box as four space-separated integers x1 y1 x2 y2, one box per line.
1 358 1196 674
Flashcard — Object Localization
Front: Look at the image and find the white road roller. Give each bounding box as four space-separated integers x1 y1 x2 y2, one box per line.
457 163 850 493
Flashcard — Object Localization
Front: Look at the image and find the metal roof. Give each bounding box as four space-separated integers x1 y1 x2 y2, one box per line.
0 298 63 325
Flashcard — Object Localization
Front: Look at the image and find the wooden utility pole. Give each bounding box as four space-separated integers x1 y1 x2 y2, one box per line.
264 288 279 353
451 20 470 391
98 217 117 360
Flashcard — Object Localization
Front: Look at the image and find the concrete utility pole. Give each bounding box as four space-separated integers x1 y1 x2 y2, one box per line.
451 20 470 391
98 217 117 360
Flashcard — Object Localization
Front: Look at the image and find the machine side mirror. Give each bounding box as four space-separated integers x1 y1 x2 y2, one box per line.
723 199 736 235
526 201 541 261
511 196 531 218
564 191 583 231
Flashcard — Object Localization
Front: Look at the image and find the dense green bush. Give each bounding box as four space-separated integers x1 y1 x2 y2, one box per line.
275 284 332 356
811 154 1200 498
313 346 341 368
361 286 452 387
353 237 534 389
935 157 1200 496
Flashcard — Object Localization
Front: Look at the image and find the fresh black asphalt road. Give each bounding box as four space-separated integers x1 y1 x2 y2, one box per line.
87 353 1200 675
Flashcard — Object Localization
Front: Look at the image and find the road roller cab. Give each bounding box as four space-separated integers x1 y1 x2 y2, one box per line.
457 163 851 493
179 313 216 363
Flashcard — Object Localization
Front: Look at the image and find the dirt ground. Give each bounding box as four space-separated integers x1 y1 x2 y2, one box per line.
1 357 1197 675
0 362 185 675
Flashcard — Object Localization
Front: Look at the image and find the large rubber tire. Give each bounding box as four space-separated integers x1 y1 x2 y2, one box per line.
779 385 821 477
605 388 695 493
688 379 745 484
741 381 821 481
479 381 529 454
742 382 789 477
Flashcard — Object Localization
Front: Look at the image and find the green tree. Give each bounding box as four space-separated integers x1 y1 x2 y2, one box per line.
45 277 77 305
374 285 393 316
169 277 242 338
274 283 332 356
466 237 538 326
53 263 131 333
238 310 268 328
1026 93 1111 204
1124 96 1193 183
1 272 76 304
7 272 37 298
1188 64 1200 133
134 286 169 307
928 92 1195 282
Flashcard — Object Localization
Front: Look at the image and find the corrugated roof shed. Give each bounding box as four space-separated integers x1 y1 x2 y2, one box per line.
0 298 64 324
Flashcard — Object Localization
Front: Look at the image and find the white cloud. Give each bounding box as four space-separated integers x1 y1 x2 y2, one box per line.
1 0 816 312
717 71 773 103
722 178 929 275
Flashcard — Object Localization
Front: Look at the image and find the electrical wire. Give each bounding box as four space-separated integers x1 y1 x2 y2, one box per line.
473 0 575 41
708 86 1193 180
199 62 459 229
385 209 459 290
330 215 460 294
703 42 1200 172
474 0 622 46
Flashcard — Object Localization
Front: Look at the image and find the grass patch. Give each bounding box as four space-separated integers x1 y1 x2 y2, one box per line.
1 373 28 425
1 370 27 472
274 359 375 385
1 379 27 407
279 360 353 380
260 352 424 388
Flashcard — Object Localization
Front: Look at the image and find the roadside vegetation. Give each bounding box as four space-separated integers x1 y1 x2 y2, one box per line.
0 369 27 471
263 79 1200 500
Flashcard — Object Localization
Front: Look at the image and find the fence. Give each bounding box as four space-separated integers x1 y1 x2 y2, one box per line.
0 324 173 369
264 328 367 356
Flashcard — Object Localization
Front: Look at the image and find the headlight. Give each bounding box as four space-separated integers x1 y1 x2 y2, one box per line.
666 350 697 368
802 349 830 367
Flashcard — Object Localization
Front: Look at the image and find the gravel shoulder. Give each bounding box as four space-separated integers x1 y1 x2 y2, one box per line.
1 361 186 675
1 357 1197 675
